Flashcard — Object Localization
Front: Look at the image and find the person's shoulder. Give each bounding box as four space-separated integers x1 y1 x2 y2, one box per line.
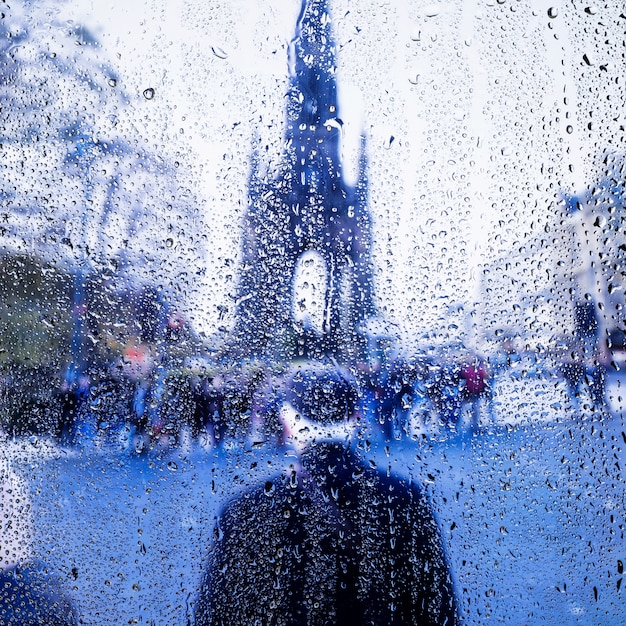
349 450 426 503
219 471 293 522
375 469 426 503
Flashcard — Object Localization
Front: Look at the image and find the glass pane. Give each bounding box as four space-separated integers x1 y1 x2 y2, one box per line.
1 0 623 624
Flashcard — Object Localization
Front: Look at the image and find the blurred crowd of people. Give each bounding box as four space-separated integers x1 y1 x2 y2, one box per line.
45 349 494 453
1 328 612 453
0 275 613 452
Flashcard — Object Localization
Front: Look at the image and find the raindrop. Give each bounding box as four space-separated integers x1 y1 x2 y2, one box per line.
108 78 117 87
547 7 558 18
566 125 573 134
584 6 598 15
143 87 155 100
593 215 607 228
582 53 594 66
167 460 178 471
165 238 174 248
211 46 228 59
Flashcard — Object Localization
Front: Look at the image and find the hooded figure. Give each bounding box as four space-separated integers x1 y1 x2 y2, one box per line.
194 364 458 625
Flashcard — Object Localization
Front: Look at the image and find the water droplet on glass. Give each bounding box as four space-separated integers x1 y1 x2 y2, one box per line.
108 78 117 87
547 7 558 18
566 125 573 134
165 238 174 248
585 5 598 15
211 45 228 59
593 215 607 228
143 87 155 100
582 53 594 66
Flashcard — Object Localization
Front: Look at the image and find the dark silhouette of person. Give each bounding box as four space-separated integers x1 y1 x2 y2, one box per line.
378 358 418 440
573 299 606 406
459 356 490 430
194 364 458 625
426 361 464 428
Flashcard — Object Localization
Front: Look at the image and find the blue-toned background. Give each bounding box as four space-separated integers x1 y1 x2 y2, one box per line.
1 0 625 624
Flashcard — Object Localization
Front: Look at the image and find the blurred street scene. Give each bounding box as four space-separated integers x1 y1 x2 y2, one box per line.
0 0 625 624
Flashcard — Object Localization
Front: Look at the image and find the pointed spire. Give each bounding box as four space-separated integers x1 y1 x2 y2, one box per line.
287 0 342 195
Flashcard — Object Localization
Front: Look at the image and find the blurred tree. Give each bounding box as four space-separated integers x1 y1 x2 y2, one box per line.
0 1 205 435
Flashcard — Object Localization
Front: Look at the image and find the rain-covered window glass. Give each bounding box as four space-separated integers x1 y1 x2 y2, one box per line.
1 0 624 624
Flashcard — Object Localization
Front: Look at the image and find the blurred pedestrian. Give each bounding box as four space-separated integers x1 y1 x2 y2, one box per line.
574 299 607 407
378 358 417 440
193 373 225 448
122 340 155 453
459 356 490 430
427 362 464 428
57 367 90 446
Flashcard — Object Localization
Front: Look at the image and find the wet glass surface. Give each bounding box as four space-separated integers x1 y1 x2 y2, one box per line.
0 0 625 624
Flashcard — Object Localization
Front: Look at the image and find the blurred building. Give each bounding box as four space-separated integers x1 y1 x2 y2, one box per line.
478 153 626 361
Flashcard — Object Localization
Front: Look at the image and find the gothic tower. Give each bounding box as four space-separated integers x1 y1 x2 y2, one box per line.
229 0 375 365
